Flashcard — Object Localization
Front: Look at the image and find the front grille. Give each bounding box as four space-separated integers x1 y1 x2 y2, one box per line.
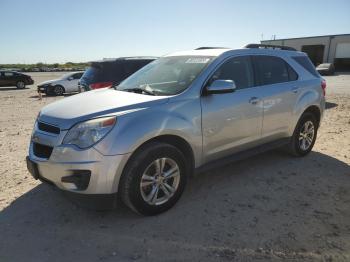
38 122 60 134
33 143 53 159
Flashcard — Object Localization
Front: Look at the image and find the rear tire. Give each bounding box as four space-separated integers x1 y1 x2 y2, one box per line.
119 142 188 216
53 85 65 96
16 81 25 89
287 112 319 157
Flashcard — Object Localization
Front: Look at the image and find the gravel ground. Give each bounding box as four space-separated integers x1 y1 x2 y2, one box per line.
0 72 349 261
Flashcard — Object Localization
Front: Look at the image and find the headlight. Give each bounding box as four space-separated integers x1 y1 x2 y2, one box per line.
63 116 116 149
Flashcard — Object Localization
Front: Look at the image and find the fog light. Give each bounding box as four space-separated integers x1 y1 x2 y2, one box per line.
61 170 91 190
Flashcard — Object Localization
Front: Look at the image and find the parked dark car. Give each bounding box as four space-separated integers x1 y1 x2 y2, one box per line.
316 63 335 76
0 71 34 88
78 57 156 92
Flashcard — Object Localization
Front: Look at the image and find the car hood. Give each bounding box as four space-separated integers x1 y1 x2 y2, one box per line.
38 79 61 85
39 88 169 129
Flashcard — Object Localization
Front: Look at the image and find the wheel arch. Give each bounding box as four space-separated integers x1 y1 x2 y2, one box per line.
54 84 66 93
303 105 321 125
127 134 195 174
116 134 195 207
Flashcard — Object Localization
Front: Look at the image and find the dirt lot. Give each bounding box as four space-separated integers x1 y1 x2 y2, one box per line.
0 73 349 261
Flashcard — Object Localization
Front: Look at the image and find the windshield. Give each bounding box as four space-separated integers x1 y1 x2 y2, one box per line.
116 56 214 95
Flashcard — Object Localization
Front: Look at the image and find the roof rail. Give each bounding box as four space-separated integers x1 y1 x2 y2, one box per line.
245 43 296 51
195 47 229 50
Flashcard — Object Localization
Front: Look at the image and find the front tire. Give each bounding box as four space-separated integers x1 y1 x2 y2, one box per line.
16 81 25 89
287 112 319 156
119 142 188 216
53 85 65 96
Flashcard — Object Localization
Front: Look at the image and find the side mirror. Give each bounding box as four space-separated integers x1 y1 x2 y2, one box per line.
68 77 74 81
206 80 236 94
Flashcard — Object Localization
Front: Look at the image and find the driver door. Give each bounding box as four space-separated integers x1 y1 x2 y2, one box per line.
201 56 263 163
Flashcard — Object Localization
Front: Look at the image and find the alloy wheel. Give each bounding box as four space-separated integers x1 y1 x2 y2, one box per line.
299 120 315 151
140 157 180 206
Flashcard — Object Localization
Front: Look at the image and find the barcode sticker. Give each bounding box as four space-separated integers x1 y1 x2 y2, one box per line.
185 58 210 64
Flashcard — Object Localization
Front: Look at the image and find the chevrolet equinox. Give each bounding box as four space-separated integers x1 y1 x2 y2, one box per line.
27 44 326 215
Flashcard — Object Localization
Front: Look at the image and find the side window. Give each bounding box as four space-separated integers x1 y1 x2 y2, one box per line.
287 63 298 81
254 56 289 85
210 56 254 89
123 61 137 76
73 73 82 79
108 62 123 81
292 56 320 78
4 72 14 77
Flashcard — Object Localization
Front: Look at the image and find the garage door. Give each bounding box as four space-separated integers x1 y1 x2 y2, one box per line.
335 43 350 58
334 43 350 71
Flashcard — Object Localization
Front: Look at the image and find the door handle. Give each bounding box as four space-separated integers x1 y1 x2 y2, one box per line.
291 86 299 93
249 97 260 105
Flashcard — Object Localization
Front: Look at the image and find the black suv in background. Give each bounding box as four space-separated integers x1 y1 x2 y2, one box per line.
0 71 34 89
78 57 156 91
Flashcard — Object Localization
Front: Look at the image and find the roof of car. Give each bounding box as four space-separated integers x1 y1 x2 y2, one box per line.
92 57 158 63
165 45 302 58
165 48 230 57
0 70 22 73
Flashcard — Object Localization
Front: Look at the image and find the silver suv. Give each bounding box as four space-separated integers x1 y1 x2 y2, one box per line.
27 44 326 215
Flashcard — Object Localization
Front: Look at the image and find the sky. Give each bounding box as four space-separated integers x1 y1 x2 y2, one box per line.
1 0 349 64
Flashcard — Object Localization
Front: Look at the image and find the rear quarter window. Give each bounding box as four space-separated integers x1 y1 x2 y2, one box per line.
292 56 320 78
287 63 298 81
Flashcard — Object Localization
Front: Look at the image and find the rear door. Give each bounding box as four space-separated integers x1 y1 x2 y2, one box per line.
201 56 263 162
1 72 16 86
252 55 299 140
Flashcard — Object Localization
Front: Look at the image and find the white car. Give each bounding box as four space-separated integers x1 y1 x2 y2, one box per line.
37 72 84 96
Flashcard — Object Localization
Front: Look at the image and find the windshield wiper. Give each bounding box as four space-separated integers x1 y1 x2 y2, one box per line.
121 87 155 96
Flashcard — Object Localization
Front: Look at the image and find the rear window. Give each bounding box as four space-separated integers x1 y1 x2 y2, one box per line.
292 56 320 77
81 60 153 85
81 66 101 82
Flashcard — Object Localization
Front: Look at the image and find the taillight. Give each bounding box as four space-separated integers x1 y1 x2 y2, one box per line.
321 79 326 96
89 82 113 89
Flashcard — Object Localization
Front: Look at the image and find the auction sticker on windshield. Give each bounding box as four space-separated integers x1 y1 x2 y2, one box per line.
185 58 211 63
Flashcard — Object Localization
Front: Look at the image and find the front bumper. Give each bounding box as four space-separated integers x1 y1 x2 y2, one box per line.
37 85 49 93
27 122 131 196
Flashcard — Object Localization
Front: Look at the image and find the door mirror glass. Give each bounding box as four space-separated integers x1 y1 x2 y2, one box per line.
68 76 74 81
206 80 236 94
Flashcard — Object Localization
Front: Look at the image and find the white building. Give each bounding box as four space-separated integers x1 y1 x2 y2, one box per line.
261 34 350 71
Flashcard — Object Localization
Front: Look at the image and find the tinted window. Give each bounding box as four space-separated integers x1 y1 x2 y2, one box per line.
106 62 124 81
292 56 320 77
287 63 298 81
254 56 289 85
210 56 254 89
4 72 14 77
123 61 140 75
73 72 83 79
81 65 101 82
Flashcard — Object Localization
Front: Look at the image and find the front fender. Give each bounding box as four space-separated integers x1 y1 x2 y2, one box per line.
94 98 203 166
